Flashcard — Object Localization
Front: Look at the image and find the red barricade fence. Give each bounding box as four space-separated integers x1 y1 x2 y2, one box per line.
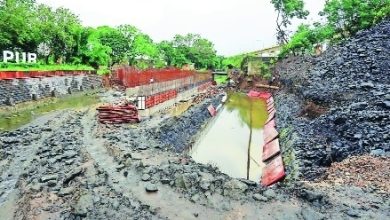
0 70 92 80
112 67 211 88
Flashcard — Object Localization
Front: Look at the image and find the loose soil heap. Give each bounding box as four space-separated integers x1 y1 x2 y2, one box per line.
274 19 390 181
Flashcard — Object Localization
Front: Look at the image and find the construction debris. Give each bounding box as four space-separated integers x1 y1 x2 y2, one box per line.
96 104 140 124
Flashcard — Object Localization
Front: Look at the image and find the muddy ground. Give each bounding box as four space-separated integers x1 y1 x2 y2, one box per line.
0 19 389 220
0 88 388 220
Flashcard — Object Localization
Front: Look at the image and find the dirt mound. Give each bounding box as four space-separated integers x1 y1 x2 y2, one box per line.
275 19 390 180
323 155 390 192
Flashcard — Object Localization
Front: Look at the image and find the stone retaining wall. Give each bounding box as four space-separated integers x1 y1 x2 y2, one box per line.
0 74 102 106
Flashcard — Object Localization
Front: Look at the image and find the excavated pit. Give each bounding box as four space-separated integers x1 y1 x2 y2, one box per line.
190 92 268 182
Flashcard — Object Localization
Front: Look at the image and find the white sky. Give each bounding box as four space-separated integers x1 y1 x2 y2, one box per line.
36 0 326 56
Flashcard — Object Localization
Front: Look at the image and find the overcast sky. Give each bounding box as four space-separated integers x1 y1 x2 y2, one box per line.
36 0 326 56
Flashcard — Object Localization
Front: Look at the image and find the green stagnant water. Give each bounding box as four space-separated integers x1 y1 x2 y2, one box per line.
191 92 268 182
0 92 100 131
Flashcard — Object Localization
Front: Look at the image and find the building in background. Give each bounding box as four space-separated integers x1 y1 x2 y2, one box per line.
246 45 281 75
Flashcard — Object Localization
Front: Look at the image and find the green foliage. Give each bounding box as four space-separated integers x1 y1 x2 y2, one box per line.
270 0 309 44
280 0 389 58
171 34 218 69
214 75 228 85
258 62 272 79
222 51 258 70
321 0 390 38
0 1 221 71
96 66 110 75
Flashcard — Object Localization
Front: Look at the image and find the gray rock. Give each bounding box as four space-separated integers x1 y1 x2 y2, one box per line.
63 150 78 159
138 145 148 150
370 149 386 156
116 164 125 171
65 159 75 165
161 178 170 184
29 183 42 192
190 194 200 203
47 180 57 187
145 183 158 193
302 190 323 202
335 57 344 65
301 207 325 220
379 101 390 109
350 102 367 110
58 187 75 196
73 193 93 217
346 209 360 218
40 174 58 183
253 193 268 202
263 189 276 199
223 179 248 199
361 81 374 88
238 178 257 186
141 174 151 181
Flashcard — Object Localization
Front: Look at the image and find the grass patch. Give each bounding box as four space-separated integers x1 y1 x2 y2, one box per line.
0 63 94 72
279 126 300 185
215 75 228 85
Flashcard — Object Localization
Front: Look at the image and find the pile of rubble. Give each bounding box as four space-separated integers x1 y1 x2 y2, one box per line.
274 19 390 180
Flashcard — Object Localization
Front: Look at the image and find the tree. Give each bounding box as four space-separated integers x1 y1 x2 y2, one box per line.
270 0 309 44
172 33 217 69
91 26 129 66
130 33 160 68
0 0 39 51
321 0 390 39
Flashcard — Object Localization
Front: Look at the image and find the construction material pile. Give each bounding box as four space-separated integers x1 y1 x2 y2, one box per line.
97 104 140 124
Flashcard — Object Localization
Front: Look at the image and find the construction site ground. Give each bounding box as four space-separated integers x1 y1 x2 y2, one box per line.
0 87 388 220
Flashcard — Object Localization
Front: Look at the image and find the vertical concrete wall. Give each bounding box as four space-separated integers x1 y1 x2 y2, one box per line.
0 74 102 106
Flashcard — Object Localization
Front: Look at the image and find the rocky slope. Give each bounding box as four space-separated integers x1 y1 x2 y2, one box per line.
274 19 390 180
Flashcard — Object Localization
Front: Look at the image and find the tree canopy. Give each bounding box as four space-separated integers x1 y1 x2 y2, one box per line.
0 0 221 71
278 0 390 57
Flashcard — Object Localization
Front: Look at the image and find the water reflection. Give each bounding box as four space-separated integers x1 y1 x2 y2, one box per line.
191 92 268 182
0 93 99 131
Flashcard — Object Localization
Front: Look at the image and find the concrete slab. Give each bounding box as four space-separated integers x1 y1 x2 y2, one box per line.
262 139 280 162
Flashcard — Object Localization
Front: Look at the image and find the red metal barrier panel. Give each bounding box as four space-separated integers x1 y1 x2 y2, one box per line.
267 97 274 105
247 90 272 99
262 139 281 162
261 155 285 186
264 127 279 144
268 107 275 114
266 111 276 124
265 119 276 128
207 105 217 117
